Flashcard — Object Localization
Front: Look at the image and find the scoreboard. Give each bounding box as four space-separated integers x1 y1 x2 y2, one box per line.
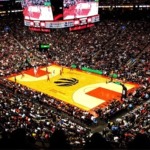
24 15 99 28
63 0 99 20
22 0 100 31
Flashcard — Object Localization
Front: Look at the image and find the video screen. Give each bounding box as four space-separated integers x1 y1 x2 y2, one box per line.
22 0 53 21
63 0 99 20
21 0 51 8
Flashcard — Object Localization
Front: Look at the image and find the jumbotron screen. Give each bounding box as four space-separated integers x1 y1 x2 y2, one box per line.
22 0 53 21
63 0 99 20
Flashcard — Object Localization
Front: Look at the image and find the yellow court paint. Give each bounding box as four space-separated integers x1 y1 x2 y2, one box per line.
8 65 139 111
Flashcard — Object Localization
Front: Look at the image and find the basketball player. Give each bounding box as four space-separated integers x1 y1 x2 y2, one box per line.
14 76 17 83
46 67 49 73
60 69 62 76
61 66 64 73
34 65 38 76
60 66 63 76
21 71 25 79
47 74 50 81
107 70 114 83
52 70 55 76
122 77 126 84
70 64 74 71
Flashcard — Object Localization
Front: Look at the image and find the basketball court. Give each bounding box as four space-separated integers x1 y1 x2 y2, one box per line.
7 64 139 112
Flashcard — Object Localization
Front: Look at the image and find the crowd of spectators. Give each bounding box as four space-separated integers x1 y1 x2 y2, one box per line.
0 83 91 149
0 12 150 149
100 101 150 149
99 0 150 5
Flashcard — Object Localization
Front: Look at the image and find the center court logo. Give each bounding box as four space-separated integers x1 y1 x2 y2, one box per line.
54 78 79 86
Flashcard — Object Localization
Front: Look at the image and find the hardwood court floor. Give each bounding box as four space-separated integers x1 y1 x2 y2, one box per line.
8 64 139 112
